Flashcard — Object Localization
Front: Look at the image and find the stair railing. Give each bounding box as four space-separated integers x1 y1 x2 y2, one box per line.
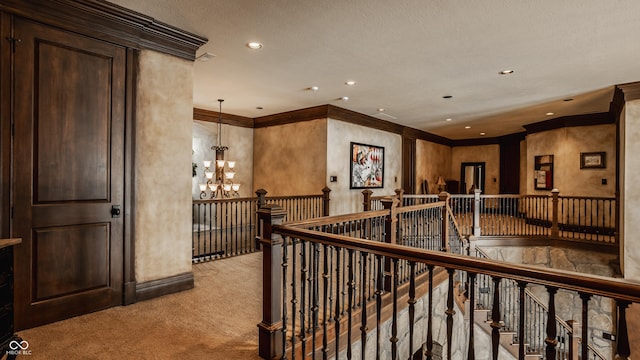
473 246 607 360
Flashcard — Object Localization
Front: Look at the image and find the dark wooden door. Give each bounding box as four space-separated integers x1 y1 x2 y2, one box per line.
11 18 126 330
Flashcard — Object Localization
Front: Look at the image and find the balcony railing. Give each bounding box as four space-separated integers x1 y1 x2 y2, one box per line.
365 189 617 247
258 197 634 359
191 188 330 262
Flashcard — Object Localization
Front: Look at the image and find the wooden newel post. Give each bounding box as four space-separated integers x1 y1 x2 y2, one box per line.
439 192 450 251
382 197 399 292
256 188 268 209
322 186 331 216
473 189 482 237
395 188 405 206
551 189 560 238
362 189 373 211
257 204 287 360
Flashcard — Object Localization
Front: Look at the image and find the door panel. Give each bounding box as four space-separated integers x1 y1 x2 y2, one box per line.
12 18 125 330
35 41 112 203
33 223 110 301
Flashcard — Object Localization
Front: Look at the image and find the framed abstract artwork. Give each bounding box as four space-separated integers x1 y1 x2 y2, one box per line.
350 142 384 189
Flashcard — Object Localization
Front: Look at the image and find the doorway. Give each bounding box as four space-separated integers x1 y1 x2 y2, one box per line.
460 162 486 194
10 19 127 329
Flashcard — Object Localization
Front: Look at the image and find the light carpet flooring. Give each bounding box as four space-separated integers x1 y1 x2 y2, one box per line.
15 252 263 360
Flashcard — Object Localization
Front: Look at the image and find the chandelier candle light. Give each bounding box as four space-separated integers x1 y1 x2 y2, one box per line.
199 99 240 199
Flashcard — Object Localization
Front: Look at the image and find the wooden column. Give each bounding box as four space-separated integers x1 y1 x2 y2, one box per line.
551 189 560 238
257 205 287 360
322 186 331 216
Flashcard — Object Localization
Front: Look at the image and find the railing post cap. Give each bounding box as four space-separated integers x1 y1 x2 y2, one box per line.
468 235 478 242
256 188 268 195
322 186 331 193
551 188 560 194
362 189 373 195
257 204 287 216
474 189 482 194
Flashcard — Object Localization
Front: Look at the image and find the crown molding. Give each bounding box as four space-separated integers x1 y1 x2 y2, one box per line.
253 105 329 128
0 0 207 60
193 108 254 128
523 112 614 135
616 81 640 102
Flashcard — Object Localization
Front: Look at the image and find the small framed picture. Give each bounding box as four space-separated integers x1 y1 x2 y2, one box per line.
580 152 606 169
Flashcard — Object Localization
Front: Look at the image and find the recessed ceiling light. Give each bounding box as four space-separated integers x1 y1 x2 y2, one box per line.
308 86 319 91
465 126 471 129
377 108 385 112
445 118 452 122
340 96 349 101
499 69 514 75
480 132 486 136
443 95 453 99
247 41 263 50
546 112 555 116
196 52 216 61
345 80 357 86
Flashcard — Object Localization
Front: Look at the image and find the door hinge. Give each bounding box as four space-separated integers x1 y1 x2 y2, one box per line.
6 37 21 52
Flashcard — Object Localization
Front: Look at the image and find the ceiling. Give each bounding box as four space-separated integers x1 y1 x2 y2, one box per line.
109 0 640 140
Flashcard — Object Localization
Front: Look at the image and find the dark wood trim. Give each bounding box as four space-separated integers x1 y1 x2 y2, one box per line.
193 107 254 128
327 105 405 135
123 48 137 306
523 112 614 134
610 86 626 120
253 105 329 128
0 0 207 61
135 272 194 302
616 81 640 102
403 127 452 146
0 12 10 238
402 137 416 194
452 137 500 147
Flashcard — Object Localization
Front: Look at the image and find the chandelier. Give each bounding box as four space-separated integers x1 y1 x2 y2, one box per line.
199 99 240 199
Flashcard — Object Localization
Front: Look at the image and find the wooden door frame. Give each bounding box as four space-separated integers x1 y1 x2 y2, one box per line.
460 162 486 194
0 1 205 307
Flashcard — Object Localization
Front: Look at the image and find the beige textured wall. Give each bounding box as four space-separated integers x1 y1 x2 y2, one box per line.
623 100 640 281
135 50 193 283
253 119 327 196
415 140 452 194
192 121 253 198
327 119 402 215
451 145 500 194
525 124 616 196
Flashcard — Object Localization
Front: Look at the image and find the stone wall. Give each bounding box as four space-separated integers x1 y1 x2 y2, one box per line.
335 277 468 359
479 245 617 358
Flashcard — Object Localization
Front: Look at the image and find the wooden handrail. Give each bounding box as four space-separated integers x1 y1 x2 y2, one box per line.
274 224 640 302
